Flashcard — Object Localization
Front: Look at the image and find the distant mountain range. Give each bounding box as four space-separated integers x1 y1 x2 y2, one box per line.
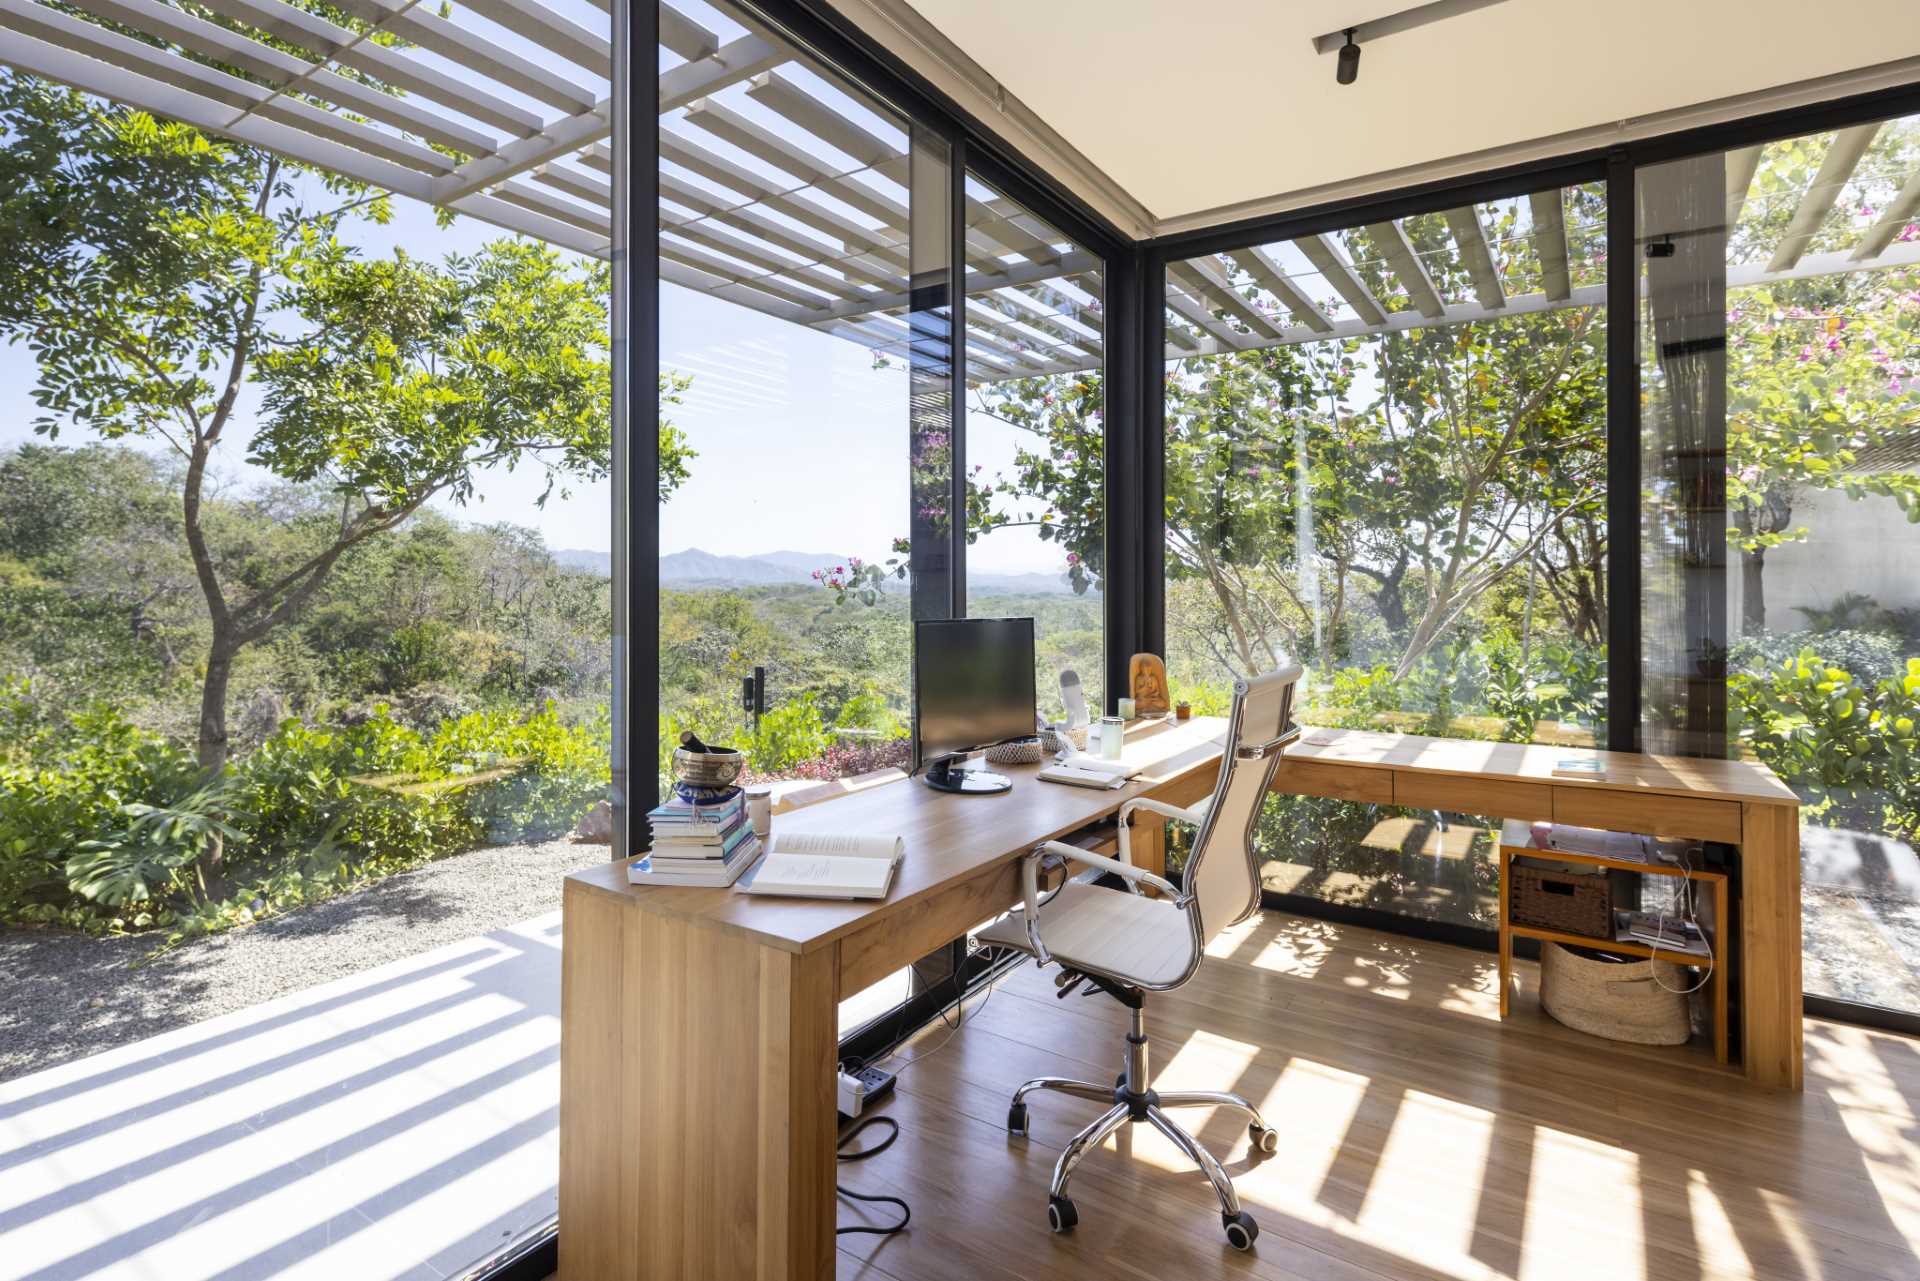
551 547 1087 595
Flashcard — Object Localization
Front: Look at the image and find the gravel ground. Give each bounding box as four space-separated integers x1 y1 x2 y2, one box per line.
0 837 605 1083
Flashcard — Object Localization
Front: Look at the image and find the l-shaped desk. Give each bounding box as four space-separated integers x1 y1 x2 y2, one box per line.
559 718 1802 1280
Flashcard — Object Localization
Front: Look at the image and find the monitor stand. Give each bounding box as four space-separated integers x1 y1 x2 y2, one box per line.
923 755 1012 794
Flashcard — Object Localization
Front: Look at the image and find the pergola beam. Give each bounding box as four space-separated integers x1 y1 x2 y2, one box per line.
455 0 610 78
658 33 784 113
1444 205 1507 310
1725 144 1762 232
1365 220 1446 318
1227 246 1333 334
657 2 718 62
80 0 499 158
327 0 597 113
680 96 906 227
655 134 908 266
1528 189 1572 301
434 99 611 202
1169 257 1285 341
1852 168 1920 262
1767 122 1881 272
192 0 544 136
1293 234 1385 326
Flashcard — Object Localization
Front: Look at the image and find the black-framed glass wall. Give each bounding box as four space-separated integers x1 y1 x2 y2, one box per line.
1639 113 1920 1016
1139 95 1920 1028
646 0 1122 1040
1156 179 1610 932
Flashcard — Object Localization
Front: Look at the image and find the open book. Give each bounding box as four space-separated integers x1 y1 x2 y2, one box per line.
737 832 905 900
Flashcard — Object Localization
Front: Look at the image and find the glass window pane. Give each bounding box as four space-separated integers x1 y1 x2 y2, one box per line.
1164 182 1609 931
1640 114 1920 1013
962 175 1106 719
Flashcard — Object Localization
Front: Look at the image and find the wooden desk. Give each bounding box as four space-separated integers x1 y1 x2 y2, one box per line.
559 716 1227 1281
559 721 1802 1280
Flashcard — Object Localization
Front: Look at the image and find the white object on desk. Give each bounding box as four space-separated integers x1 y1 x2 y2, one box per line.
1059 668 1089 729
738 831 905 899
1097 715 1124 758
1039 757 1143 790
1117 696 1136 719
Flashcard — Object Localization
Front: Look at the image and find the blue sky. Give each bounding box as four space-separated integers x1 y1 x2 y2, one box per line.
0 178 1063 574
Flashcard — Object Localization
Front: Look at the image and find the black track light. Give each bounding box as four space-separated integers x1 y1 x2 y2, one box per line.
1336 29 1361 84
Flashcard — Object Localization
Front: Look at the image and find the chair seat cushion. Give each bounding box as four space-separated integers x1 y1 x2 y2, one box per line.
977 880 1197 987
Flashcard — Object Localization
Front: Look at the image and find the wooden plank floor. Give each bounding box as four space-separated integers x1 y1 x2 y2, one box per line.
830 911 1920 1281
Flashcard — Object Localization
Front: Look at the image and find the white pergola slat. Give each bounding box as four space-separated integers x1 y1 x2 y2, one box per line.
1528 189 1572 301
1228 246 1334 335
1444 205 1507 311
1365 219 1446 319
1293 234 1386 326
5 0 1916 390
1725 144 1762 231
1766 122 1881 272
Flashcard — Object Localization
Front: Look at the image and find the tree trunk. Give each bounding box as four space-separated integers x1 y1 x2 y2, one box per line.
1742 544 1767 637
198 632 236 774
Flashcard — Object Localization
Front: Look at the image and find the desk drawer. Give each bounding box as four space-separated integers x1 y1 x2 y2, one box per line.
1393 772 1542 820
1271 759 1393 804
1554 787 1742 843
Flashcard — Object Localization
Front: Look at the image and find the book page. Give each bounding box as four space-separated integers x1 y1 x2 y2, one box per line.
767 832 903 860
753 853 893 896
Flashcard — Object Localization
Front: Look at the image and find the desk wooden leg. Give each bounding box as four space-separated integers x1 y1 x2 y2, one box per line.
1738 804 1803 1089
561 879 839 1279
1129 814 1167 883
1497 849 1511 1019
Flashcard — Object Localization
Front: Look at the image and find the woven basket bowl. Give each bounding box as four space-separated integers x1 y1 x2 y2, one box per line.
1539 942 1692 1046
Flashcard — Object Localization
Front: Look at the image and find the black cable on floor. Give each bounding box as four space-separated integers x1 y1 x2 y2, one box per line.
836 1115 909 1237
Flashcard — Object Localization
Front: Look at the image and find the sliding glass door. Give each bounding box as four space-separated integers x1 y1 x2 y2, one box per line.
1639 113 1920 1015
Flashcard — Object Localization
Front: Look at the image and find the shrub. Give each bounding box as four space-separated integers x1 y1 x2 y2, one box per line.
1731 628 1902 682
1731 650 1920 840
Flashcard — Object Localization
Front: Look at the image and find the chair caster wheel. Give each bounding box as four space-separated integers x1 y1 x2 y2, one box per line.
1047 1195 1078 1233
1249 1123 1279 1154
1223 1209 1259 1251
1007 1101 1029 1137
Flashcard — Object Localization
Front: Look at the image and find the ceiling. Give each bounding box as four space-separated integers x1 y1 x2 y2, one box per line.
895 0 1920 226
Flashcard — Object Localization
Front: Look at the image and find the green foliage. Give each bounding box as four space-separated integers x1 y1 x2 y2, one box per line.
1 689 607 937
66 779 247 907
1731 651 1920 839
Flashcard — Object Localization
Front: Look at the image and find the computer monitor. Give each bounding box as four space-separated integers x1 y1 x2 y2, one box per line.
913 617 1036 794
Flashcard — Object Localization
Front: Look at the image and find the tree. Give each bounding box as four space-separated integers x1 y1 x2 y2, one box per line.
1724 276 1920 634
0 72 616 777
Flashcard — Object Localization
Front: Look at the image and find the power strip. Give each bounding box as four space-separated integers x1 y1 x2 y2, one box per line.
837 1065 896 1120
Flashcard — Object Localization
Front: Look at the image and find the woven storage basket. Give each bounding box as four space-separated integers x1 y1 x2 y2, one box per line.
985 737 1044 766
1539 942 1692 1045
1038 724 1089 753
1511 861 1613 939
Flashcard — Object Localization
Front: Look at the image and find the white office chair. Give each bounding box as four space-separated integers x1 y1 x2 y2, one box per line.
977 664 1303 1251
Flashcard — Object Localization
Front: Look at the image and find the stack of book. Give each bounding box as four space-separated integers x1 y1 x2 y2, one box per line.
627 788 761 887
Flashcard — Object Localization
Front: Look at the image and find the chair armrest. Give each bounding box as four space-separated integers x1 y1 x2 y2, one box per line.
1115 797 1206 889
1035 840 1180 899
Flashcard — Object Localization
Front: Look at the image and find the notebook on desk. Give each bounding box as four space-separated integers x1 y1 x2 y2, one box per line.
737 832 905 900
1038 757 1144 790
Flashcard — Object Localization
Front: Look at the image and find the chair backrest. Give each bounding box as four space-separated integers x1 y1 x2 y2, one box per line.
1185 664 1303 944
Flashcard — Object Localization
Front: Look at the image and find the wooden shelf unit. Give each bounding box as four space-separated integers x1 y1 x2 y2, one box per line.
1497 818 1730 1064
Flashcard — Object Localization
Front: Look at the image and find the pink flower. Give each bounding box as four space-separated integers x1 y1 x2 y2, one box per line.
1065 552 1081 566
1826 336 1842 351
1798 346 1814 363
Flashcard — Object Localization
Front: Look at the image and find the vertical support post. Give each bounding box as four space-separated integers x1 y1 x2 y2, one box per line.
612 0 660 859
907 125 956 626
1604 151 1642 755
1738 803 1804 1088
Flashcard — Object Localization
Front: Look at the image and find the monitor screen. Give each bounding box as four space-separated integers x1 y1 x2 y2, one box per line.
914 618 1037 767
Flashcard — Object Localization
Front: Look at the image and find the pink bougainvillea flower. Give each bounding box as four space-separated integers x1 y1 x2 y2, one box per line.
1065 552 1080 566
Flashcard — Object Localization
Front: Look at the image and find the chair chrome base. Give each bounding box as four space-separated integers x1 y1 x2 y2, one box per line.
1006 1003 1276 1251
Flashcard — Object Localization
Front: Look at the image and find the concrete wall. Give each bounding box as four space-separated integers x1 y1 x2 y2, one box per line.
1729 487 1920 633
